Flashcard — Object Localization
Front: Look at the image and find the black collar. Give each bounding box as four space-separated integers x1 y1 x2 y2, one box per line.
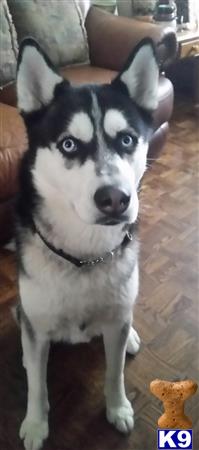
33 222 137 268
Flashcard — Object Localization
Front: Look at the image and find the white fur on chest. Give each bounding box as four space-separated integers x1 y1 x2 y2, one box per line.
19 235 139 343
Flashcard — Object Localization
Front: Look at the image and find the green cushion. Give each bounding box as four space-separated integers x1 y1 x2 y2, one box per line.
0 0 18 87
133 0 156 15
7 0 89 68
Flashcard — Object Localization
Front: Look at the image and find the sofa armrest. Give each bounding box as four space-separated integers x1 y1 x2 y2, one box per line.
0 103 27 201
85 7 177 71
0 83 17 107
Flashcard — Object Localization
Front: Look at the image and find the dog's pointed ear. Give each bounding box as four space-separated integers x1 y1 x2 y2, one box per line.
17 38 64 113
112 38 159 111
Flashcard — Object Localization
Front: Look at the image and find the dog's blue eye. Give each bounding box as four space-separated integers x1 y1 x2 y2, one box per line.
121 135 133 147
62 138 77 153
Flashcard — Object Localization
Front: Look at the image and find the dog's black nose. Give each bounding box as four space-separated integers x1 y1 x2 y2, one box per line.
94 185 130 216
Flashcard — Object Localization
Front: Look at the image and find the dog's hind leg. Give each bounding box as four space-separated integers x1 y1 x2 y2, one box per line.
102 321 134 434
126 326 141 355
19 322 50 450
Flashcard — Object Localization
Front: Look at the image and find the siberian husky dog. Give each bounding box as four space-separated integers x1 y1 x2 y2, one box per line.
16 37 159 450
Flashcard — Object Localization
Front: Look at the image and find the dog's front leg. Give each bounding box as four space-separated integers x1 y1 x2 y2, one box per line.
103 321 134 434
20 323 50 450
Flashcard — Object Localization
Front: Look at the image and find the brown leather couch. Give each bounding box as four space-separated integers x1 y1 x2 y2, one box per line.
0 7 177 244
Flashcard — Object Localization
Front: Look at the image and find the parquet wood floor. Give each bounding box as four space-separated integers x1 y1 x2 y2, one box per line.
0 97 198 450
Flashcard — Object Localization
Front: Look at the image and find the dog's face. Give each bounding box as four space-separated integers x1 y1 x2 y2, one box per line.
17 39 159 227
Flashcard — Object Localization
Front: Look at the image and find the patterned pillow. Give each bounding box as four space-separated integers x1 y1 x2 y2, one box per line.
0 0 18 88
7 0 89 68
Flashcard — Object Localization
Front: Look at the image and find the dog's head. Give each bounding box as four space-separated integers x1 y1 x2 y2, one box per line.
17 38 159 228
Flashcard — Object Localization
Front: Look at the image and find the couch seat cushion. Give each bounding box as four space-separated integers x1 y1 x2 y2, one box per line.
60 64 117 84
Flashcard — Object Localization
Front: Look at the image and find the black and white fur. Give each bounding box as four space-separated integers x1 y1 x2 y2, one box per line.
16 38 159 450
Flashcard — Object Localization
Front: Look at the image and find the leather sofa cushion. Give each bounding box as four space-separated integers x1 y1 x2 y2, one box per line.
60 65 117 85
0 103 27 201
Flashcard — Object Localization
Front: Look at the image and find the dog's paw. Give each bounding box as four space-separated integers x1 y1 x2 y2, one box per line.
106 400 134 434
19 418 49 450
126 327 141 355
